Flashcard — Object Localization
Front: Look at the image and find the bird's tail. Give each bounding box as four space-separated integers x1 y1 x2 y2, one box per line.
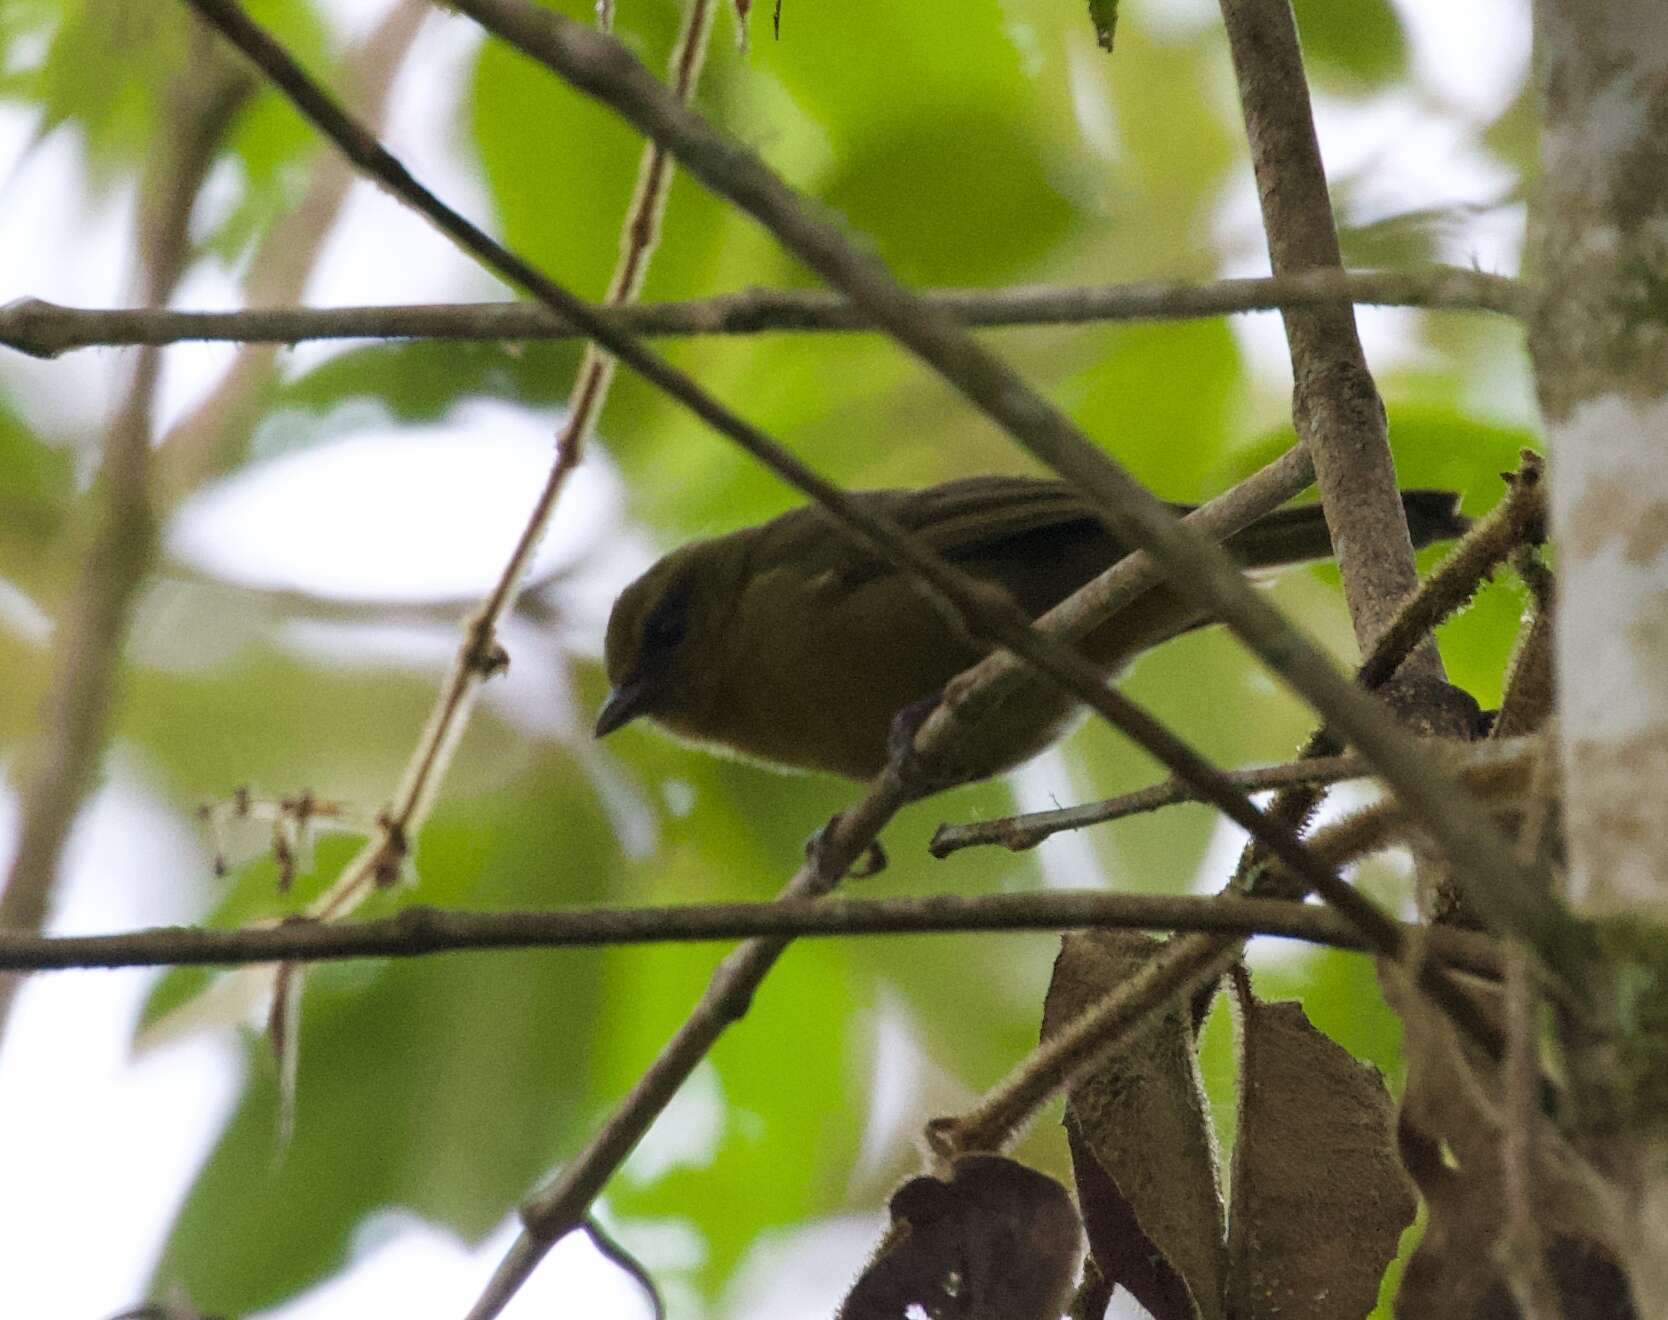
1220 489 1470 568
1400 489 1473 548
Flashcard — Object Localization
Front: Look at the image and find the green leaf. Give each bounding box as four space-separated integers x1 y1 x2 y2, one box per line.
818 113 1077 286
199 86 324 265
0 402 72 543
755 0 1029 145
18 0 328 181
470 6 735 305
279 339 584 423
1292 0 1406 85
1064 318 1244 499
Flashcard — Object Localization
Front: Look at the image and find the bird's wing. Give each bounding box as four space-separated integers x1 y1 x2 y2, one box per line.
889 476 1096 551
747 475 1190 591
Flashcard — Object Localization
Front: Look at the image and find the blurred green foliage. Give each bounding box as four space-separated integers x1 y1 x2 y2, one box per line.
0 0 1541 1313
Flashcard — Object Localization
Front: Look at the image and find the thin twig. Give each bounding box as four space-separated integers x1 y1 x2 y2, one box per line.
931 734 1541 857
304 0 717 925
0 34 253 1034
582 1219 666 1320
1357 452 1546 691
1493 549 1555 740
1226 455 1547 903
934 752 1370 856
0 890 1505 976
0 265 1522 358
444 0 1580 984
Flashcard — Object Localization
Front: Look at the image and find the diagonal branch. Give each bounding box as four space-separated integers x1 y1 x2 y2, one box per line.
1219 0 1443 675
936 465 1549 858
305 0 719 928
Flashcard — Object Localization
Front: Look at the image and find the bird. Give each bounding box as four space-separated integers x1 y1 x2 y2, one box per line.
595 475 1469 782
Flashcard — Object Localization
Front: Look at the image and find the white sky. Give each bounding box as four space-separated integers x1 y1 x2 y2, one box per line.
0 0 1531 1315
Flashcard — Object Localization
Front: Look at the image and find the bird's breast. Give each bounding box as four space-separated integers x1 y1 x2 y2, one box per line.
698 567 987 779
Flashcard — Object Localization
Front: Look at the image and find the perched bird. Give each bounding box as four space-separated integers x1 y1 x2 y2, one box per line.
596 476 1468 782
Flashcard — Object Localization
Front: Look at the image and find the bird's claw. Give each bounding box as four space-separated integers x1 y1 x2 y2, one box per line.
886 694 966 799
805 813 888 881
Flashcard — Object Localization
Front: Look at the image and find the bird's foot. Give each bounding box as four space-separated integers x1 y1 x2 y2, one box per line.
886 694 968 800
805 813 888 882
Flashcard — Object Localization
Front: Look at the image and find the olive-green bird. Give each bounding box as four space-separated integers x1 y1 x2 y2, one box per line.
596 476 1468 782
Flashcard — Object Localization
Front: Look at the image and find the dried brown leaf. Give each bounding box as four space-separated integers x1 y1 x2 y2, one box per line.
1227 996 1415 1320
838 1154 1083 1320
1043 931 1225 1320
1381 963 1631 1319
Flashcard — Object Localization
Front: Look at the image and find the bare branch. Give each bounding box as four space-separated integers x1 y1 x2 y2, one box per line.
582 1220 666 1320
0 890 1505 976
931 932 1246 1156
1219 0 1446 681
932 735 1541 858
306 0 719 931
1356 453 1546 691
0 265 1521 358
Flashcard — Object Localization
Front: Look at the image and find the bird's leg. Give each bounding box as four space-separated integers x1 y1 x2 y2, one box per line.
886 693 969 801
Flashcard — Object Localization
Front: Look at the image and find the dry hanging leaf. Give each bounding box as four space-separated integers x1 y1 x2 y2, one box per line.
1227 995 1415 1320
1381 963 1631 1319
837 1154 1083 1320
1043 931 1226 1320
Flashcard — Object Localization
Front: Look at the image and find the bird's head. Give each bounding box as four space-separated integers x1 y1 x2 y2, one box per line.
596 536 746 740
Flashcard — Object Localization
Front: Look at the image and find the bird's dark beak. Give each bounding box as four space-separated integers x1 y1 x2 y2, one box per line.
595 676 653 738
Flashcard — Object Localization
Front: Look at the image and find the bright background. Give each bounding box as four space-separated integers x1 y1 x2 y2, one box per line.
0 0 1538 1315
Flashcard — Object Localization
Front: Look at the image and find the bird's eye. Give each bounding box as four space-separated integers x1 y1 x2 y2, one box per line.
642 588 691 652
